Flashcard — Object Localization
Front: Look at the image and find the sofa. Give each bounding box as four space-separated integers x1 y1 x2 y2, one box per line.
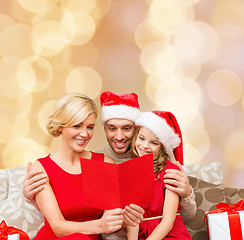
0 162 243 240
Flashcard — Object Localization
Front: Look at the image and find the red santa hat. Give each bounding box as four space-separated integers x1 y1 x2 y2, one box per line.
135 111 183 164
100 91 141 124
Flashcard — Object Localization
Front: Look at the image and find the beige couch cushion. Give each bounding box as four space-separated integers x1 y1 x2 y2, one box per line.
184 161 223 185
0 195 44 239
185 176 226 240
224 187 244 204
0 166 44 239
0 169 8 200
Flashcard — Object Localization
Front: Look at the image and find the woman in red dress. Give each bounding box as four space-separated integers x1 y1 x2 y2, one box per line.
127 111 192 240
30 93 141 240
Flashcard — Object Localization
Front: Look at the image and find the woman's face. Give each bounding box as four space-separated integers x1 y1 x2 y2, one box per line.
60 113 96 153
135 127 161 157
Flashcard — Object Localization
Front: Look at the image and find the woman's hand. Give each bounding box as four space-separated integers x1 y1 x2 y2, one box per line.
99 208 124 233
123 204 144 227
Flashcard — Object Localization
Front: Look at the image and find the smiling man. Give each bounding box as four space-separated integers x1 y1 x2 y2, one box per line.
97 91 196 240
98 91 141 163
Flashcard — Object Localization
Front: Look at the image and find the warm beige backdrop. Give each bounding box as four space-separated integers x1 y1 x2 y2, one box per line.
0 0 243 188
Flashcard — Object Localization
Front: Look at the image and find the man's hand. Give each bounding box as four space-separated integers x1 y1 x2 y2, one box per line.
164 161 192 198
99 208 123 233
123 204 144 227
23 162 47 203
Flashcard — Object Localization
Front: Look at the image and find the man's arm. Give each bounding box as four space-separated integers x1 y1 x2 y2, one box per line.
23 162 47 208
163 161 197 221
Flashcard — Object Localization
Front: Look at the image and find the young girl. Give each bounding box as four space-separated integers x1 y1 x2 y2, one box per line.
126 111 192 240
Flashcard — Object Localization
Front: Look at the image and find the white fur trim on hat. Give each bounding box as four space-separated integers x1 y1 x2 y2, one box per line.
101 105 141 124
135 112 180 153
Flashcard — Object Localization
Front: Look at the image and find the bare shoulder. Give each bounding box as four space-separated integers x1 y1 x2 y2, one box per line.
29 160 46 173
104 155 115 164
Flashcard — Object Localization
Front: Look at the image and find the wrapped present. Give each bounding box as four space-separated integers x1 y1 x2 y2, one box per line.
0 220 29 240
205 198 244 240
7 234 19 240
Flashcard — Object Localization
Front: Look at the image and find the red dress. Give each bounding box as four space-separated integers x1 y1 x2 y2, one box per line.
139 160 191 239
33 152 104 240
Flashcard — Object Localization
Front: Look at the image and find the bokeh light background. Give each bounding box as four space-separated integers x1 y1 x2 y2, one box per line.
0 0 243 188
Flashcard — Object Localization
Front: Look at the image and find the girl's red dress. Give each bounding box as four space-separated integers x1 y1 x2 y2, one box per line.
33 152 104 240
139 160 192 239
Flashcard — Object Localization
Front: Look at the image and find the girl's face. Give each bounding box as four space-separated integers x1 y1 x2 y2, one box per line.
60 113 96 153
135 127 161 157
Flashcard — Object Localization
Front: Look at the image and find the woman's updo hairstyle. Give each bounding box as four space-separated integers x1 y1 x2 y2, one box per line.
46 93 98 137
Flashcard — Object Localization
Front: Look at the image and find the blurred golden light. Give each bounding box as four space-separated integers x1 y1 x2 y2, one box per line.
65 66 102 99
0 14 15 33
38 100 57 134
12 91 32 117
0 91 32 116
23 145 50 165
17 0 58 13
31 20 67 57
3 138 39 168
181 77 202 102
0 23 34 58
140 42 168 76
0 58 28 99
156 46 178 77
154 74 182 102
31 7 64 25
90 0 112 22
211 0 244 40
50 137 61 153
173 21 219 64
155 84 200 109
175 60 202 80
180 109 204 131
225 129 244 170
166 5 196 36
8 0 34 23
60 0 97 13
62 43 98 68
0 103 29 144
242 96 244 111
149 0 188 27
205 105 234 136
134 20 171 50
155 89 200 126
17 56 53 92
184 144 201 164
182 0 201 7
207 69 243 106
184 122 210 160
60 11 96 46
145 75 163 103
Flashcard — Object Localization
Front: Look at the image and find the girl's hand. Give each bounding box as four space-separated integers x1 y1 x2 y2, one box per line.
123 204 144 227
99 208 123 233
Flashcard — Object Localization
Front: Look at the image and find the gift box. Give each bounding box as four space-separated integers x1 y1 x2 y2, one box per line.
0 220 29 240
205 199 244 240
7 234 20 240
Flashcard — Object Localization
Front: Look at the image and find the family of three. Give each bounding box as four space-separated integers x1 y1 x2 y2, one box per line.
23 91 196 239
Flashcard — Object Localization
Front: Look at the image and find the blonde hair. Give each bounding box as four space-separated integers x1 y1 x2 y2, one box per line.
46 93 98 137
131 126 168 177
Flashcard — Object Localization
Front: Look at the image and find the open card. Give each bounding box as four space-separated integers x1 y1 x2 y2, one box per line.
81 153 154 210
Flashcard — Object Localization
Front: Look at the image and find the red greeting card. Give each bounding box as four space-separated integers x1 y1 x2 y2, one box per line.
81 153 154 210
